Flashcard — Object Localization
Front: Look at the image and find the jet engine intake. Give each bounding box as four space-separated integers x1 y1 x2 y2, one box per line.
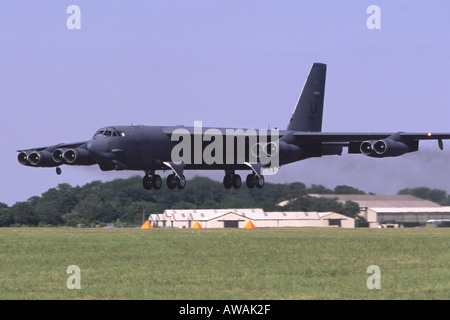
27 151 58 167
360 140 375 156
63 148 96 165
18 151 30 165
52 148 67 163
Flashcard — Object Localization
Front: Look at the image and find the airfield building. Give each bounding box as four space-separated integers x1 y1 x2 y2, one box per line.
308 194 450 227
148 208 355 229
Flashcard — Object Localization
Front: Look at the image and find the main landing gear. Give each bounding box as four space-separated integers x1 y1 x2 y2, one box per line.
142 171 163 190
245 173 265 189
166 173 186 190
223 172 241 189
223 171 265 189
142 171 186 190
142 169 264 190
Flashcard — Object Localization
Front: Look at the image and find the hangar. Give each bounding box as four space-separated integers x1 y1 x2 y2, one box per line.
308 194 450 227
148 208 355 229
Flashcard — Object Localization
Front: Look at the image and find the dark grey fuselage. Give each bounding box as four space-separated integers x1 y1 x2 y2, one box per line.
86 125 306 172
17 62 450 190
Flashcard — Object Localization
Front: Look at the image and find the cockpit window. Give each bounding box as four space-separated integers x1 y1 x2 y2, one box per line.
95 129 125 137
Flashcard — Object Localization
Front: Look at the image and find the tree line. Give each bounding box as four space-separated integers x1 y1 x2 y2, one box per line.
0 175 448 227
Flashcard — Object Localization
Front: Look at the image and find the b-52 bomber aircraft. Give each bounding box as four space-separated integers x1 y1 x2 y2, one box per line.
18 63 450 190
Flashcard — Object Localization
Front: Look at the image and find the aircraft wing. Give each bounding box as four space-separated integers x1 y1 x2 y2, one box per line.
290 131 450 156
17 141 89 153
291 132 450 143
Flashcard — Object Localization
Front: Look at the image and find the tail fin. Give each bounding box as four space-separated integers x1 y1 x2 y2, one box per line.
287 63 326 132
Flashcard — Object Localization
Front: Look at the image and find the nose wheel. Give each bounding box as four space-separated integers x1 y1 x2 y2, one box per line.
56 167 62 175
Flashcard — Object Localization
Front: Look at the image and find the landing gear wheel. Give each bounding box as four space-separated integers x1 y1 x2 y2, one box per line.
176 175 186 189
152 174 162 190
223 174 233 189
246 174 255 188
255 175 265 188
232 174 241 189
143 175 153 190
56 167 62 175
167 174 177 189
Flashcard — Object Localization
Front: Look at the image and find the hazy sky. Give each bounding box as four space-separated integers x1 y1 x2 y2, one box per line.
2 1 450 206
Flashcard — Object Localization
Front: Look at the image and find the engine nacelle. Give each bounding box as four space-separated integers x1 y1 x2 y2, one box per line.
359 137 412 158
279 141 302 160
63 148 96 165
251 141 279 158
373 139 409 157
27 150 58 167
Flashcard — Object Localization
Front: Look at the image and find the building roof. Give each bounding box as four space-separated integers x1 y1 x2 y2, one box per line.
190 211 244 221
166 209 263 222
369 206 450 213
259 211 321 220
149 214 162 221
317 212 352 220
309 194 441 208
159 209 351 222
164 208 264 217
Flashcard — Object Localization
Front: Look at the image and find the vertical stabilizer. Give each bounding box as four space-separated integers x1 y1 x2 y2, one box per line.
287 63 326 132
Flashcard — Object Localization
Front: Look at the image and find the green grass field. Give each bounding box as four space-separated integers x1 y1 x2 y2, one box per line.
0 227 448 299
